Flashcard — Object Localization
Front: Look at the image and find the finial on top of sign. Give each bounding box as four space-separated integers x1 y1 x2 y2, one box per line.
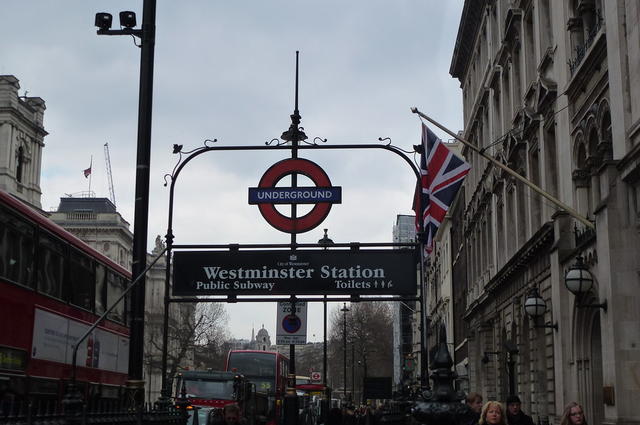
280 51 307 144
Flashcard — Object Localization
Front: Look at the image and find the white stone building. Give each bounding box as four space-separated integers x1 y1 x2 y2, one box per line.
449 1 640 424
0 75 46 210
48 197 133 269
391 214 421 393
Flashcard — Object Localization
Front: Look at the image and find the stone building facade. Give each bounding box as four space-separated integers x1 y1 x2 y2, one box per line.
391 214 421 393
48 197 133 269
0 75 47 209
448 1 640 424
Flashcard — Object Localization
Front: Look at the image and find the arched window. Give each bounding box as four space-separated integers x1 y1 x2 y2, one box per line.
573 137 592 218
598 106 612 160
586 125 601 209
16 146 24 183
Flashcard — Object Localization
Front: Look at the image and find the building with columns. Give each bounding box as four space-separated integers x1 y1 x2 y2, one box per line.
447 1 640 424
48 197 133 269
0 75 47 210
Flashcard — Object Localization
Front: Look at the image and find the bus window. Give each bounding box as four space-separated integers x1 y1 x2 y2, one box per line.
95 263 107 315
106 271 125 323
69 250 95 310
37 232 66 299
0 206 35 288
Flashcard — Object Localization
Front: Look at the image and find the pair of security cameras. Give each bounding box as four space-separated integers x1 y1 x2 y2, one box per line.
95 11 137 31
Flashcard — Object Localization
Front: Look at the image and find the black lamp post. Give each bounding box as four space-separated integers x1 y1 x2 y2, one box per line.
318 229 334 385
565 256 607 311
524 287 558 330
351 341 355 405
318 229 333 425
412 324 470 425
341 302 350 403
358 354 368 404
95 0 156 406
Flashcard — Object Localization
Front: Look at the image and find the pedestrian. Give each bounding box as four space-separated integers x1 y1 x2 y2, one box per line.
479 401 506 425
560 402 587 425
505 395 534 425
222 404 244 425
465 392 483 425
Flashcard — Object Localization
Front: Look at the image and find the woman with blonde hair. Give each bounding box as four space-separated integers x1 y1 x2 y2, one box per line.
479 401 507 425
560 402 587 425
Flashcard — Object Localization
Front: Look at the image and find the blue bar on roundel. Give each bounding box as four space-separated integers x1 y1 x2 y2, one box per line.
248 187 342 204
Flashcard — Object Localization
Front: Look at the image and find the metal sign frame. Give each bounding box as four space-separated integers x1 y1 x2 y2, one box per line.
159 141 427 396
158 54 429 397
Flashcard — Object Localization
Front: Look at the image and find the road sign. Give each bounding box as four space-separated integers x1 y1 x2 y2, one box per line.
310 371 321 381
172 249 418 296
276 301 307 345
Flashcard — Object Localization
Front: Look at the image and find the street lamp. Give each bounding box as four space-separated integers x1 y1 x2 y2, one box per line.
340 302 350 403
351 340 355 405
523 287 558 330
564 256 607 311
318 229 334 388
95 0 157 406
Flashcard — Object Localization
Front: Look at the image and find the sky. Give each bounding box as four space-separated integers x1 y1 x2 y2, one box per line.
1 1 464 343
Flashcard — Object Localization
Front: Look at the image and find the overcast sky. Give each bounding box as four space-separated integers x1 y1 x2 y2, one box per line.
2 1 464 344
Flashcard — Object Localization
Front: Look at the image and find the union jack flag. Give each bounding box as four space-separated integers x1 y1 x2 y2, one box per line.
413 123 470 257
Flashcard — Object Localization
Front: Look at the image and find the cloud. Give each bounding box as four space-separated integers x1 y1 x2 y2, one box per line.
2 0 464 341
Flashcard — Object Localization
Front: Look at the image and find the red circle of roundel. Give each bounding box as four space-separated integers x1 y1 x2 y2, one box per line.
257 158 333 234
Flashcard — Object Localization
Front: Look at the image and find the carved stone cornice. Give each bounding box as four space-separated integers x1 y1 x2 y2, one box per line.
597 141 613 161
572 168 590 186
504 8 523 39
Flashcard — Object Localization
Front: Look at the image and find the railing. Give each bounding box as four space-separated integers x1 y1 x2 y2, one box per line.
568 12 603 75
574 222 596 247
0 399 187 425
65 211 98 220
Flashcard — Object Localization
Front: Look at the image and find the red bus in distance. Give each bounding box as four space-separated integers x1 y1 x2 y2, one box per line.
225 350 289 425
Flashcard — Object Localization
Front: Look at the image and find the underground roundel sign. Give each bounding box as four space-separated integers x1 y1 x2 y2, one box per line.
248 158 341 233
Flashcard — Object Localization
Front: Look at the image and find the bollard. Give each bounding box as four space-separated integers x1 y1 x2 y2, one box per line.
62 382 84 425
282 385 298 425
320 398 329 425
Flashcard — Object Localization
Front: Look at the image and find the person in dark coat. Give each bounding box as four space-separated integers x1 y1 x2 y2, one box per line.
505 395 534 425
465 392 483 425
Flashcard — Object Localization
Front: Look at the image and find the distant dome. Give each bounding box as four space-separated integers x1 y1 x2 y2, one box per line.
254 327 271 350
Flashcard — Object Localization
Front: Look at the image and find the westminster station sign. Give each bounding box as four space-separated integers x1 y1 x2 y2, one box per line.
172 249 417 296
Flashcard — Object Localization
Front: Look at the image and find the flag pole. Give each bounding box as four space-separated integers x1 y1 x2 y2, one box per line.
410 107 595 230
88 155 93 196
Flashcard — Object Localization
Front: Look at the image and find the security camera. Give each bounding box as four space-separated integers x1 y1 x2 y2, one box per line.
95 13 113 30
119 11 137 29
481 353 490 364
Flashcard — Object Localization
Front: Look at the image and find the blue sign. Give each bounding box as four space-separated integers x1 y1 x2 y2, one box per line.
282 315 302 333
248 187 341 204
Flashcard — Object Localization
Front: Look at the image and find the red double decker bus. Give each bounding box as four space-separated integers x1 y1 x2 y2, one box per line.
0 190 131 406
225 350 289 425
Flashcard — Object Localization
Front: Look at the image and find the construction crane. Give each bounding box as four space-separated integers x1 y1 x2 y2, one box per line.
104 143 116 206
